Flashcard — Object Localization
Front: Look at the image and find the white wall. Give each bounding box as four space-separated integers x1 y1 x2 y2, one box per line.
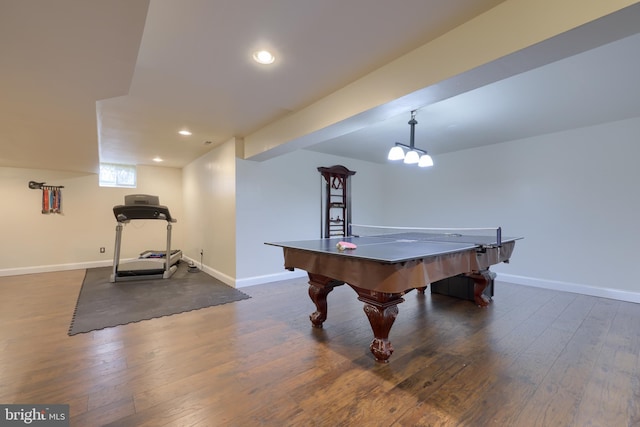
6 117 639 303
235 150 385 286
0 165 183 275
182 139 237 284
379 116 640 301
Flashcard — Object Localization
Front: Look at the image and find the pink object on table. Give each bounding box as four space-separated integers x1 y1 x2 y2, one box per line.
336 241 357 250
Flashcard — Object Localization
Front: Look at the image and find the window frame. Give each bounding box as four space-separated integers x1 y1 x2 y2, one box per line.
99 163 137 188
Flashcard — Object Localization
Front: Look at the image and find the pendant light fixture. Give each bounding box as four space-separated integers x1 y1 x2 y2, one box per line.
387 110 433 167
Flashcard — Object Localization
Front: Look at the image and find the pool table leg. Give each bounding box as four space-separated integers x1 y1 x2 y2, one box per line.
352 288 405 363
307 273 344 328
467 269 497 307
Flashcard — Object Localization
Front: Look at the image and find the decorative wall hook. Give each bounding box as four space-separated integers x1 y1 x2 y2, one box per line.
28 180 46 189
28 180 64 190
29 181 65 214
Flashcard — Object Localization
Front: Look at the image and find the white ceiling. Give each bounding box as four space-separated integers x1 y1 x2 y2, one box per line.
309 30 640 163
1 1 639 173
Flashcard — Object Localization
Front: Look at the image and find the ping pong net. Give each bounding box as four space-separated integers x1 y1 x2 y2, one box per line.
348 223 503 247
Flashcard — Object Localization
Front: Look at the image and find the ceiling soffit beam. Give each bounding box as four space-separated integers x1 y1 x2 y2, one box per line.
242 0 640 162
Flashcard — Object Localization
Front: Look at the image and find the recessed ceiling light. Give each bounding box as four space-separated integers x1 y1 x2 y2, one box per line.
153 157 163 162
178 130 192 136
253 50 275 65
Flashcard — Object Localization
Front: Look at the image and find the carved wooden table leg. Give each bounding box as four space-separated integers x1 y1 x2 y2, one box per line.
307 273 344 328
466 270 496 307
351 286 405 363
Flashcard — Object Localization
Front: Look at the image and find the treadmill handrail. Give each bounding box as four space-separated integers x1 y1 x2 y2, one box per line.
113 204 177 223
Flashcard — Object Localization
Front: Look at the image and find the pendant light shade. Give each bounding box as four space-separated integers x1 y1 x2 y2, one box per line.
387 145 405 160
387 110 433 168
418 154 433 167
404 150 420 164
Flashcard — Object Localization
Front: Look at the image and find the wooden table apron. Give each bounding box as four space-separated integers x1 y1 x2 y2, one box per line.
282 241 515 362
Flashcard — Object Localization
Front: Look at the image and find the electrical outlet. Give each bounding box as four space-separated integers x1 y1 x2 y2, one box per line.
100 247 106 253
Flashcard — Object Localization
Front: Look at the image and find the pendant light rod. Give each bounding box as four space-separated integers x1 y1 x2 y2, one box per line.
408 110 417 149
393 142 427 155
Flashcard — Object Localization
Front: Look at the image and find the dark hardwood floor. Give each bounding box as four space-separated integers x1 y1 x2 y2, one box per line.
1 269 639 426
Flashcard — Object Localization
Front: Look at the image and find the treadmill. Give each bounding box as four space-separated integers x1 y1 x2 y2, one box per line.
110 194 182 282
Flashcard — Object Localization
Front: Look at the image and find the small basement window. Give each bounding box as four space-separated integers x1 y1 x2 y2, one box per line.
99 163 137 188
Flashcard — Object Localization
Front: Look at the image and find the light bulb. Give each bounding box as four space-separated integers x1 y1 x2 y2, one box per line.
418 154 433 167
404 150 420 164
253 50 275 64
387 146 405 160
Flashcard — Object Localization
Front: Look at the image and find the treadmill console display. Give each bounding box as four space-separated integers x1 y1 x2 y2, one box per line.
124 194 160 206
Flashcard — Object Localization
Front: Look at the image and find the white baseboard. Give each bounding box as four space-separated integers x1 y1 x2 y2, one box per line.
497 273 640 304
0 260 113 277
1 256 235 289
3 262 638 304
233 271 640 303
210 270 640 302
178 255 307 288
181 256 236 287
235 269 307 288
